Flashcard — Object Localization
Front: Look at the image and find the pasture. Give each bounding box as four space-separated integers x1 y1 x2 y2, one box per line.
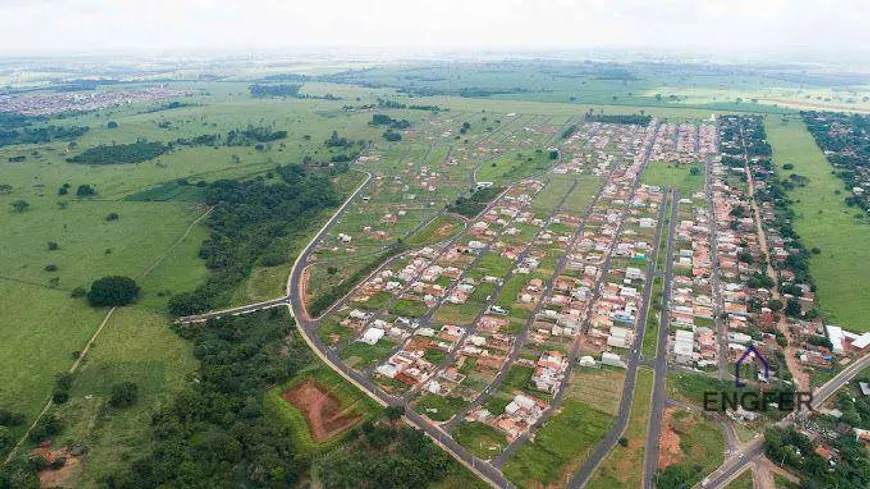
766 116 870 332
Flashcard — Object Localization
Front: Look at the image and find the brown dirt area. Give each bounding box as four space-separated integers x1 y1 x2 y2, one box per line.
36 447 81 488
282 380 361 442
658 407 684 468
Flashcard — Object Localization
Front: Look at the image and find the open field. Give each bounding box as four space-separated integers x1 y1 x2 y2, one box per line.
657 408 725 487
0 200 208 422
766 115 870 332
587 368 654 489
641 161 704 196
54 306 197 488
503 400 614 488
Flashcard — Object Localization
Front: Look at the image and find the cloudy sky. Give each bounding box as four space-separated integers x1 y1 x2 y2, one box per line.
1 0 867 56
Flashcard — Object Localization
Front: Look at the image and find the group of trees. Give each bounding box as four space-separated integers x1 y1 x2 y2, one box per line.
174 126 288 148
87 276 140 307
375 98 442 112
168 165 341 316
103 309 310 488
249 83 302 98
370 113 410 130
0 124 89 148
765 425 870 489
586 113 652 125
448 186 503 218
67 140 169 165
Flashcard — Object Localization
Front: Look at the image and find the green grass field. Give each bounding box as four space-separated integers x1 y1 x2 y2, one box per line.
55 306 197 487
587 368 654 489
503 400 614 488
641 161 704 196
454 421 509 460
766 116 870 332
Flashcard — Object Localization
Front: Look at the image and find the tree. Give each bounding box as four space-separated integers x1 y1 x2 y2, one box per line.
689 166 701 176
385 406 404 422
47 241 59 251
10 200 29 212
44 263 57 272
105 212 119 221
87 276 139 307
107 121 118 129
109 382 138 408
76 184 96 197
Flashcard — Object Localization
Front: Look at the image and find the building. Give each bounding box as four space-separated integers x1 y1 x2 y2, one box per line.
674 329 695 365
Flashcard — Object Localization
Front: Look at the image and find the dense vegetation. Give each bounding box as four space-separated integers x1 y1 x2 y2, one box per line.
764 425 870 489
585 113 652 125
101 309 310 488
168 165 342 316
174 126 288 147
67 141 169 165
87 276 140 307
249 83 302 98
448 186 504 218
0 124 89 148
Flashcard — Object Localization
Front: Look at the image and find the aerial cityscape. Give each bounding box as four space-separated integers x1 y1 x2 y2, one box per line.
2 2 870 489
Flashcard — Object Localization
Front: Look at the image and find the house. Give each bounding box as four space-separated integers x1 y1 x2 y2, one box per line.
362 327 385 345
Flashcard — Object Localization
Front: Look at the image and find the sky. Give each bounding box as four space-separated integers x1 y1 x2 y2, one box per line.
1 0 867 57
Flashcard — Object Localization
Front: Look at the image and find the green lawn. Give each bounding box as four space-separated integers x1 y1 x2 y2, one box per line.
641 161 704 196
563 175 604 212
391 298 429 318
340 340 396 370
477 150 556 185
503 400 614 488
453 421 508 460
766 116 870 332
0 200 208 423
414 394 466 422
587 368 654 489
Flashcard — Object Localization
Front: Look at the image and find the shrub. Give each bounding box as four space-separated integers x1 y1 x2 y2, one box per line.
51 390 69 404
47 241 59 251
109 382 138 408
44 263 58 272
105 212 119 221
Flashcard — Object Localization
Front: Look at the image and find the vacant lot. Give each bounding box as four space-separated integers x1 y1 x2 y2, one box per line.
641 161 704 196
587 368 654 489
766 116 870 332
503 400 614 489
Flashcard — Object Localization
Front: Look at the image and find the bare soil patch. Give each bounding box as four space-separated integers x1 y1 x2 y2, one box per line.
35 446 81 488
658 407 683 468
282 380 361 442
